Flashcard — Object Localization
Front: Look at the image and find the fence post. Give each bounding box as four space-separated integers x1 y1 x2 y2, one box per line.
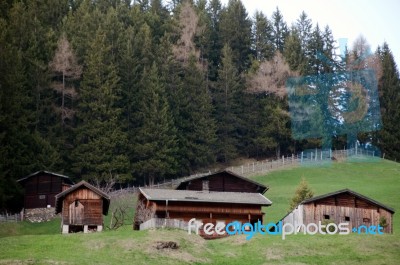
301 152 303 164
241 165 244 174
320 150 323 160
253 162 255 172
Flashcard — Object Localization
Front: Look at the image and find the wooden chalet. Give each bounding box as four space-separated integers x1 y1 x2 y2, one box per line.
55 181 110 234
176 170 268 194
135 188 272 238
17 171 74 209
281 189 395 233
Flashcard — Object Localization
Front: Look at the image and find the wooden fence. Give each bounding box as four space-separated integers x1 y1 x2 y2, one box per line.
151 147 379 188
0 213 22 222
139 218 188 231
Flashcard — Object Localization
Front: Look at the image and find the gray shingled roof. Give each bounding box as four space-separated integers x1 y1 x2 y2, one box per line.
175 170 268 194
17 170 74 185
140 188 272 206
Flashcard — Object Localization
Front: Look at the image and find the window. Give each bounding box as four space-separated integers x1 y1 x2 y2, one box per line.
202 180 209 191
324 214 330 220
39 195 46 200
345 216 350 221
363 218 370 223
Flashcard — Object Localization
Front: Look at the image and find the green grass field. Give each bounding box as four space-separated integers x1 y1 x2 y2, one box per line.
1 159 399 264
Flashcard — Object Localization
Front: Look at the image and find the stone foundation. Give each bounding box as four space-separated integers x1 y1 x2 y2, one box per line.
24 207 57 222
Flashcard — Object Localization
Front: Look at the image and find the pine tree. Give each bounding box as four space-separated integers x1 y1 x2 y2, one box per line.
376 43 400 160
132 63 178 185
295 11 312 49
283 29 305 72
73 29 129 182
214 44 242 162
180 55 217 171
219 0 252 72
271 7 288 53
252 11 274 61
206 0 223 80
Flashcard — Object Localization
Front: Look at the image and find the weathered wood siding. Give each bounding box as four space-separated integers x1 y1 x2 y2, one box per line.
303 204 393 233
23 174 65 208
153 201 264 225
61 187 103 225
178 172 261 193
282 193 393 234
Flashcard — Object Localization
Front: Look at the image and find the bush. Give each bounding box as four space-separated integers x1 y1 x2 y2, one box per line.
289 178 314 211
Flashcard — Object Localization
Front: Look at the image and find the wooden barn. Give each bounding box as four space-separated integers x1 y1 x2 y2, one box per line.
176 170 268 194
17 171 74 209
281 189 395 234
55 181 110 234
135 188 272 238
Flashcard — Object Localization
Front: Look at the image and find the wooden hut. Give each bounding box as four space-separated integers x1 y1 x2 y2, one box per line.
176 170 268 194
135 188 272 238
17 171 74 209
281 189 395 234
55 181 110 234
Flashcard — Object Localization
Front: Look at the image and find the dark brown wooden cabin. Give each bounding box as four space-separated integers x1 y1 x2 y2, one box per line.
176 170 268 194
134 188 272 239
281 189 395 234
55 181 110 234
17 171 74 209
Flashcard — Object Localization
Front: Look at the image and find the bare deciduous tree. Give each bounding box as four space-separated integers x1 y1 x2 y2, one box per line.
107 190 137 230
246 52 298 97
134 199 155 224
173 1 204 68
347 35 382 81
49 34 82 128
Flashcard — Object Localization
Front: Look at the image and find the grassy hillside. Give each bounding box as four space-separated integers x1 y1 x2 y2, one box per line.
1 159 399 264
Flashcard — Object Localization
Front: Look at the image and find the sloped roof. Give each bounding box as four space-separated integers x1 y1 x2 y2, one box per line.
175 170 268 194
140 188 272 206
302 189 395 213
55 181 110 215
17 170 74 185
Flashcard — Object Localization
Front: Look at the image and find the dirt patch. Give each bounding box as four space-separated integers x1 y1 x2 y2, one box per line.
154 241 179 250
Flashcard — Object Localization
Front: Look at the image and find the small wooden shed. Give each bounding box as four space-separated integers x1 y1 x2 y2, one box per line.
281 189 395 234
17 171 74 209
55 181 110 234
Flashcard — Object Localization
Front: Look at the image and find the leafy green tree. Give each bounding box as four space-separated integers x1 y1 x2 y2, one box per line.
73 29 130 182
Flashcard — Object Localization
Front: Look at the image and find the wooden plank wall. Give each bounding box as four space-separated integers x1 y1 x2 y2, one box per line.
24 174 63 208
303 204 393 233
62 188 103 225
